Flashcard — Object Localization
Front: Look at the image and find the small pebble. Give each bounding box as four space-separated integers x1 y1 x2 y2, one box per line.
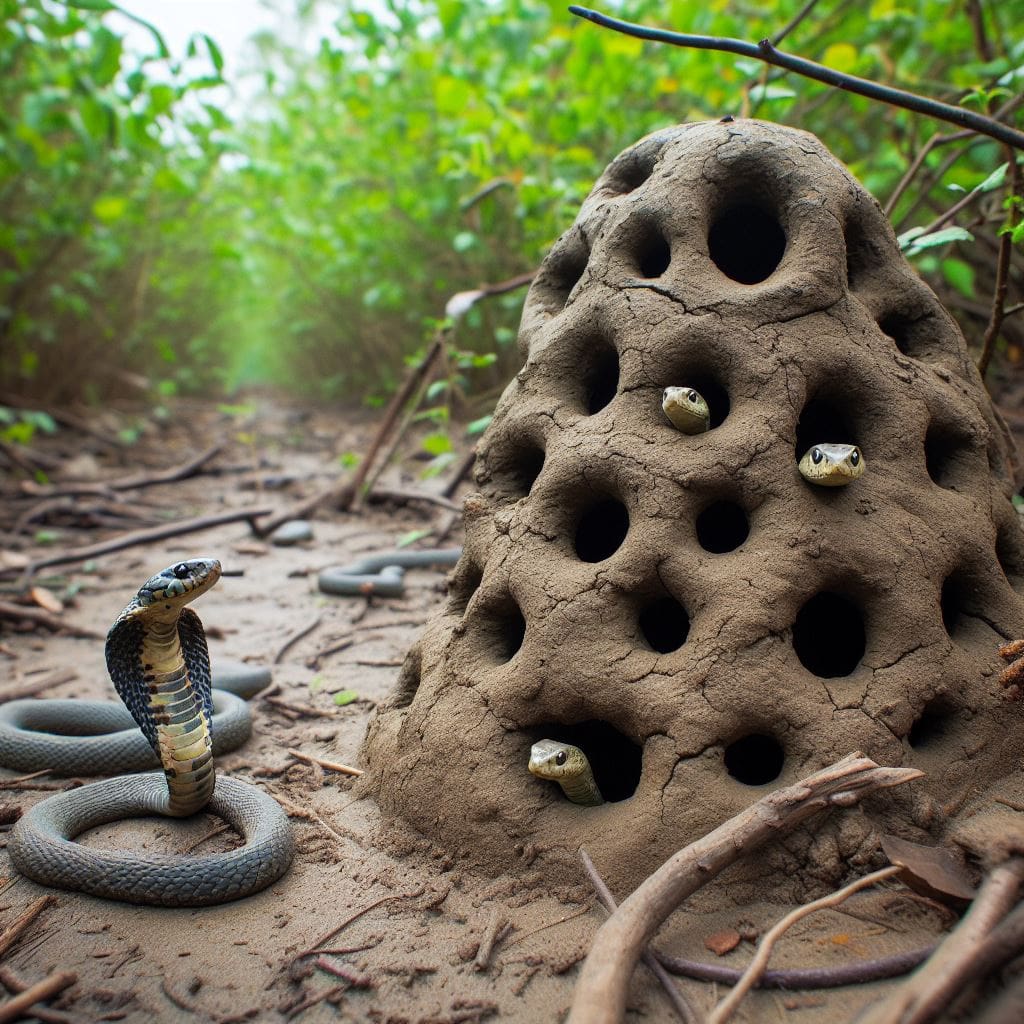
270 519 314 546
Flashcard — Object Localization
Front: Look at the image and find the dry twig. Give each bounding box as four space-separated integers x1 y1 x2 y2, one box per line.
567 752 923 1024
0 895 57 960
0 970 75 1024
858 858 1024 1024
0 601 100 639
12 507 271 577
286 749 363 777
581 850 697 1024
707 865 902 1024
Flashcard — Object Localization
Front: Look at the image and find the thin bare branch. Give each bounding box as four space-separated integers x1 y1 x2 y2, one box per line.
568 7 1024 150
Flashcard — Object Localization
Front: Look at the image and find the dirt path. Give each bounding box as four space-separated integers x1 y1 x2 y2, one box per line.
0 397 995 1022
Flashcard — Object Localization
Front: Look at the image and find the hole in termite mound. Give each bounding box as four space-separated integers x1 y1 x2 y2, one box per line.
795 393 860 465
574 497 630 563
708 204 786 284
792 591 866 677
638 595 690 653
530 720 642 803
447 560 483 616
925 420 981 491
468 591 526 666
723 733 785 785
696 500 749 553
486 438 546 501
391 647 422 709
907 697 957 750
579 331 619 414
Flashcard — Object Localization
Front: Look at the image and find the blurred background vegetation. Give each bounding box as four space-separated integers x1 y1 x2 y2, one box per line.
2 0 1022 418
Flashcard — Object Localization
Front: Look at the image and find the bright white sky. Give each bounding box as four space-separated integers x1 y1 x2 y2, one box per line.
112 0 277 75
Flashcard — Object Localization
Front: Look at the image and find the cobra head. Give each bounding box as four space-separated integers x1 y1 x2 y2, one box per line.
133 559 221 619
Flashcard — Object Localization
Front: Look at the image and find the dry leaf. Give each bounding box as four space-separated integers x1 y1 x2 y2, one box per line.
880 834 976 903
703 929 741 956
0 551 29 570
29 586 63 614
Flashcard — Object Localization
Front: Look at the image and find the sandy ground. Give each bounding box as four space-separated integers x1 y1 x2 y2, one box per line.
0 396 1017 1023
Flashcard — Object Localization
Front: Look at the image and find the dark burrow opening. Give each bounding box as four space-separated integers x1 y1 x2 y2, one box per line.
941 572 977 640
925 421 978 491
447 561 483 616
471 593 527 665
793 591 865 677
487 440 545 502
391 648 422 709
696 500 749 553
907 698 956 750
532 720 643 802
632 220 672 279
606 147 658 195
708 204 786 284
575 498 630 562
878 311 940 361
580 335 620 414
638 596 690 653
544 234 590 310
724 733 785 785
795 394 858 464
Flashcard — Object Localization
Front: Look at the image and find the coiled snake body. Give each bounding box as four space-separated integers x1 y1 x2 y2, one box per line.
8 559 293 906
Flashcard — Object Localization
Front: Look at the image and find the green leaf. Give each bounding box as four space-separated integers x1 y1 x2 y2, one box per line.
333 689 358 706
397 528 431 548
199 33 224 74
974 162 1009 195
466 415 492 437
941 258 975 298
337 451 360 468
901 226 974 254
452 230 477 253
91 26 122 86
748 84 797 102
92 195 128 222
421 431 453 456
66 0 115 10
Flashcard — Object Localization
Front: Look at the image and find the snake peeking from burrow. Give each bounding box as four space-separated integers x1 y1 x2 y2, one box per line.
8 558 293 906
798 443 865 487
529 739 605 806
662 386 710 434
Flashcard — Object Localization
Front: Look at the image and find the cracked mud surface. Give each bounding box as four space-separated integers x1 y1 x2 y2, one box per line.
364 121 1024 905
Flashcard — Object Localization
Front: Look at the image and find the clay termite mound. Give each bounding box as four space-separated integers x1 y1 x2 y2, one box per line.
360 120 1024 899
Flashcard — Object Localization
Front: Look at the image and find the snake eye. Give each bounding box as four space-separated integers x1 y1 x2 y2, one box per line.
850 449 860 466
687 390 697 402
555 750 567 766
811 448 823 465
173 563 190 579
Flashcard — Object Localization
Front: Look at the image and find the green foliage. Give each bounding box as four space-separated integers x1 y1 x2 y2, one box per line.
2 0 1022 407
0 0 242 401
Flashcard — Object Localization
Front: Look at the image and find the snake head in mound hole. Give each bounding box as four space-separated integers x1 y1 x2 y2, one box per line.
132 558 222 616
797 443 865 487
662 386 710 435
528 739 586 780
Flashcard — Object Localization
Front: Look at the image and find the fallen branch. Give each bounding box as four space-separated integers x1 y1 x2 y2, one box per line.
0 970 75 1024
12 507 271 577
273 615 323 665
19 443 225 499
857 857 1024 1024
314 957 374 988
0 895 57 960
0 968 77 1024
708 865 903 1024
568 7 1024 150
0 601 101 640
366 487 462 513
581 850 697 1024
287 749 363 777
0 668 77 701
567 752 924 1024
